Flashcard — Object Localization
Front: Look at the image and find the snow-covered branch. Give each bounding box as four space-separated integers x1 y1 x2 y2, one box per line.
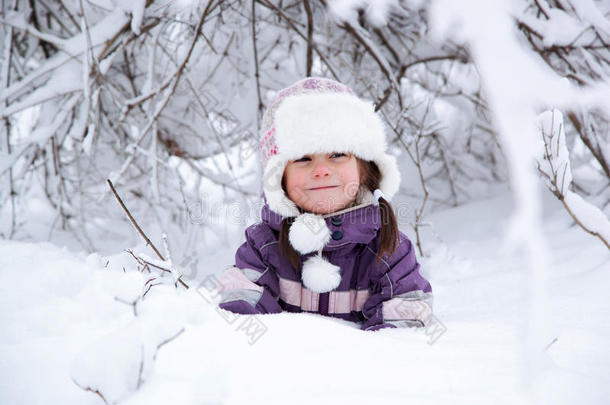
537 109 610 250
0 0 608 260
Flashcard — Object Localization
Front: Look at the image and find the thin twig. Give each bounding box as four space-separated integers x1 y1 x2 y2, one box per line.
71 380 110 405
251 0 264 123
303 0 314 76
107 179 165 260
153 328 185 360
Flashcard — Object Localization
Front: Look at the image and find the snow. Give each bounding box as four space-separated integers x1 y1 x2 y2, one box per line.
569 0 610 36
326 0 363 25
537 109 572 195
126 0 146 36
563 192 610 245
428 0 561 395
364 0 400 28
535 109 610 247
519 8 588 48
2 0 610 403
327 0 400 27
0 7 130 104
1 190 609 404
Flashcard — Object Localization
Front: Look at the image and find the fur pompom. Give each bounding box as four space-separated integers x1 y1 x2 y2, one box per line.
301 255 342 293
288 213 331 254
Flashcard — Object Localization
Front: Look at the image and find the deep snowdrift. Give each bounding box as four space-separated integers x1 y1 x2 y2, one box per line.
1 191 608 405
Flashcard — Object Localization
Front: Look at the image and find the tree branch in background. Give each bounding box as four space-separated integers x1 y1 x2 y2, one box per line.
1 0 608 256
536 110 610 250
1 0 17 238
303 0 314 76
251 0 264 122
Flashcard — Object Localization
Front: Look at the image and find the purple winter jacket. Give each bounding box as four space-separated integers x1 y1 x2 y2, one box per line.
217 200 433 331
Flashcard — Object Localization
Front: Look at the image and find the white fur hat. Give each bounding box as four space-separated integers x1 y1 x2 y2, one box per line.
258 77 401 293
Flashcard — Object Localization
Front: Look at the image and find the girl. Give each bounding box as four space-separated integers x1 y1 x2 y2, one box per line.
214 77 433 331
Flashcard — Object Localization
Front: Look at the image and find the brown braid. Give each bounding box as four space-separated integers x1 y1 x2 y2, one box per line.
358 160 399 262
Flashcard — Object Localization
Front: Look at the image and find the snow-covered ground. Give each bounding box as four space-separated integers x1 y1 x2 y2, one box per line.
1 189 608 405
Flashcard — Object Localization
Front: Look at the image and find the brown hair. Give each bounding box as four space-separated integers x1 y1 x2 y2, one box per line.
278 158 399 272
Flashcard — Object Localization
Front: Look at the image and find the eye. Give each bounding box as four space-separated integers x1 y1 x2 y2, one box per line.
330 152 347 158
294 156 311 163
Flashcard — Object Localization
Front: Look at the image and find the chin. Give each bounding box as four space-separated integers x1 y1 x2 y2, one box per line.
306 200 349 215
310 207 333 215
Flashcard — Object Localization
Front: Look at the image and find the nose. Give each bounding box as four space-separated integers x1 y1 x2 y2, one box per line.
312 161 331 178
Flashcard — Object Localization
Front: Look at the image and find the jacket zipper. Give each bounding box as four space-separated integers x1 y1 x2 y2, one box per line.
318 250 331 315
319 292 329 315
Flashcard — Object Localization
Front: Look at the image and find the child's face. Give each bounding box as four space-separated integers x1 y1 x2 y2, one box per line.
283 152 360 214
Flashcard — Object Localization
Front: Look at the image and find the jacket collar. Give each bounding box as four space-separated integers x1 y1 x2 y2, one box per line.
260 198 382 250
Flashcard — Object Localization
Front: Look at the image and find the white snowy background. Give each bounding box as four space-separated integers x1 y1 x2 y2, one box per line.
1 0 610 404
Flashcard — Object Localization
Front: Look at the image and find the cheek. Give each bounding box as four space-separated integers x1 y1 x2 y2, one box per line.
340 162 360 185
284 167 305 190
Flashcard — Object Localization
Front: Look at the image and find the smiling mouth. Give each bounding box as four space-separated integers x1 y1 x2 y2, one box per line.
308 185 339 190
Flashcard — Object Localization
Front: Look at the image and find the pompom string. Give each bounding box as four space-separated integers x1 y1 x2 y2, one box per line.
373 189 385 206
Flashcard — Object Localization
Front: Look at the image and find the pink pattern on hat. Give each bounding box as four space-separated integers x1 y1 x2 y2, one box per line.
259 77 355 169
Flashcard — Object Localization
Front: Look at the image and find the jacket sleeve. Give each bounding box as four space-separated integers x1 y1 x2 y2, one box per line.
216 225 283 315
361 232 433 331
